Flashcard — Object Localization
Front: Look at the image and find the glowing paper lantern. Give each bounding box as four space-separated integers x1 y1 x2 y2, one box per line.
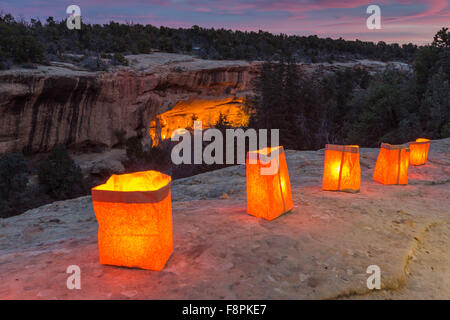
373 143 409 185
92 170 173 271
409 138 430 166
246 146 293 221
322 144 360 193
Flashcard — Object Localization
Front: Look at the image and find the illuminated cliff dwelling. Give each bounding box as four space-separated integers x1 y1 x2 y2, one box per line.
149 97 249 146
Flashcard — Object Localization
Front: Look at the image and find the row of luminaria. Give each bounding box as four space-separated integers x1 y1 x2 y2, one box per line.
91 138 430 271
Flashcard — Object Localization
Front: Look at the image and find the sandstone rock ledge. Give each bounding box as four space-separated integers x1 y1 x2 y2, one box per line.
0 139 449 299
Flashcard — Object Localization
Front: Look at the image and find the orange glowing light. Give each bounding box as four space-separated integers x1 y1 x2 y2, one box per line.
246 146 293 221
373 143 409 185
92 170 173 271
149 97 249 146
409 138 430 166
322 144 361 192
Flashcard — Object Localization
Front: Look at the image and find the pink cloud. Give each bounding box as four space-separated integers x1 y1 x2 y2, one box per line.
2 0 448 45
193 7 212 12
389 0 449 21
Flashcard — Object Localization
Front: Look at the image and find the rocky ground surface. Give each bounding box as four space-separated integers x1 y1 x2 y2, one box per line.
0 139 448 299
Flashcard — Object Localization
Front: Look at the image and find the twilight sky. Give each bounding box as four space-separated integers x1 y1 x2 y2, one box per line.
1 0 449 45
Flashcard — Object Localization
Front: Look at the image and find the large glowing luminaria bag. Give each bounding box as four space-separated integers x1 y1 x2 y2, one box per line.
246 146 293 221
91 170 173 271
409 138 430 166
322 144 360 193
373 143 409 185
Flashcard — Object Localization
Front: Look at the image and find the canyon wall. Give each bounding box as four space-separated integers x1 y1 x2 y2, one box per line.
0 53 404 155
0 53 258 154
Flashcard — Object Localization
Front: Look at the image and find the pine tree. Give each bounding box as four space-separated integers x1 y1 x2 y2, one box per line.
38 145 85 200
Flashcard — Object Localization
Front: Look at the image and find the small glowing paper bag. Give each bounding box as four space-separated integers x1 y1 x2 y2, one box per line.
409 138 430 166
92 170 173 271
322 144 361 193
373 143 409 185
246 146 293 221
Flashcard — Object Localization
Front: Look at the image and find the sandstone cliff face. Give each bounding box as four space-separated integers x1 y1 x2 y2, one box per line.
0 53 257 154
0 54 405 155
